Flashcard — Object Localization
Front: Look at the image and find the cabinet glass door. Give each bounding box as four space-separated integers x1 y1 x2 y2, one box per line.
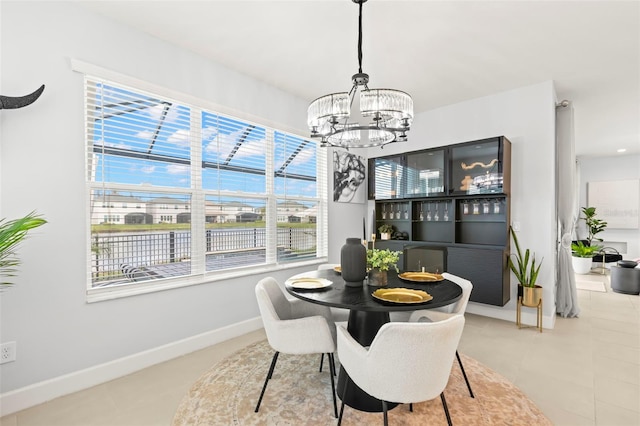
405 149 446 197
450 138 505 195
370 155 405 199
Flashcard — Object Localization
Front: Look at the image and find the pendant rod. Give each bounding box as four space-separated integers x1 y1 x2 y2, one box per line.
357 0 364 74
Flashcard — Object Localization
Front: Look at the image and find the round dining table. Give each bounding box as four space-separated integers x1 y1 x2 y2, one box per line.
285 268 462 413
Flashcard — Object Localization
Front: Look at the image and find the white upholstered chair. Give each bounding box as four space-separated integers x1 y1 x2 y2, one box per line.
337 315 465 426
409 272 474 398
254 277 338 417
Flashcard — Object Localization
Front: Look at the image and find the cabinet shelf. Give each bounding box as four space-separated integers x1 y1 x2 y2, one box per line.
412 220 452 223
455 220 506 224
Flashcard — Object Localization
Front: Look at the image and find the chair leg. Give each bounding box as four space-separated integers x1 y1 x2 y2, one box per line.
382 400 389 426
337 372 349 426
456 350 474 398
328 353 338 418
255 351 279 412
319 353 324 372
440 392 453 426
331 353 337 376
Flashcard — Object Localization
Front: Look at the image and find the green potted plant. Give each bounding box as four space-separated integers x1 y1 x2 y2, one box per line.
571 240 602 274
378 224 394 241
366 248 401 286
581 207 607 246
0 211 47 287
508 226 543 306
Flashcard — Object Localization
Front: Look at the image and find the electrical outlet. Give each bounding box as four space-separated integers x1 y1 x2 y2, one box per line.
0 342 17 364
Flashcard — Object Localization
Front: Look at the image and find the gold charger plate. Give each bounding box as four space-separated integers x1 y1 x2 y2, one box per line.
398 272 444 282
286 277 333 290
371 288 433 305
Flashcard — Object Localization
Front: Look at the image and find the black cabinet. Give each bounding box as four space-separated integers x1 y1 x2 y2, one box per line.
369 136 511 306
448 247 509 306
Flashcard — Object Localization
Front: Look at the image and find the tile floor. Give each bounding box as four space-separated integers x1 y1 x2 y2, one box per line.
1 274 638 426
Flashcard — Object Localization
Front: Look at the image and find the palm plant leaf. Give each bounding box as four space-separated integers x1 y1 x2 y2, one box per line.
0 211 47 287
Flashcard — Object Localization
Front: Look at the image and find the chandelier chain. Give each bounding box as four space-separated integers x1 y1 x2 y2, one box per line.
357 0 363 75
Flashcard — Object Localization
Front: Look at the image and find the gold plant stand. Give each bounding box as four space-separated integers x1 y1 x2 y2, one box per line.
516 286 543 333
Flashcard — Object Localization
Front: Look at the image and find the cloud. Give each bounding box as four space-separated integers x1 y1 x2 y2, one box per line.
136 130 154 140
205 128 266 160
141 165 155 174
167 164 190 175
168 129 190 147
145 103 181 123
287 147 314 165
202 126 219 142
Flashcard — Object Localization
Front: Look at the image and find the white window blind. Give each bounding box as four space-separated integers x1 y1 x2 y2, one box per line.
84 75 326 293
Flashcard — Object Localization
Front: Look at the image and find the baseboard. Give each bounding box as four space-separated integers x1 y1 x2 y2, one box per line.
466 302 556 330
0 316 263 417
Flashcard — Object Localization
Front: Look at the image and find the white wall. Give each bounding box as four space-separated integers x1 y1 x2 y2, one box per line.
577 154 640 259
354 81 558 326
0 1 316 403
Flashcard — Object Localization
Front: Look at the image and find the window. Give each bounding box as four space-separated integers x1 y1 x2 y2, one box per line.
85 76 327 295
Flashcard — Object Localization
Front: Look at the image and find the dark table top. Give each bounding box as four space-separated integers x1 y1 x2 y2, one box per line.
285 269 462 312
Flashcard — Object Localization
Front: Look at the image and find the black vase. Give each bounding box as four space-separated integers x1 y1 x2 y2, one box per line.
341 237 367 286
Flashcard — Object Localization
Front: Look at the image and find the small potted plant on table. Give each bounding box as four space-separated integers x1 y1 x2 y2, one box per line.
366 248 401 287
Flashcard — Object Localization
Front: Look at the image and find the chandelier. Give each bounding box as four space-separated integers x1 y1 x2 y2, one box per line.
307 0 413 149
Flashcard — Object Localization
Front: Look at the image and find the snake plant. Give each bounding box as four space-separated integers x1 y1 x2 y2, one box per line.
508 226 542 287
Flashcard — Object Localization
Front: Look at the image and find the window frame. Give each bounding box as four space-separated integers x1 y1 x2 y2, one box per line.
74 60 328 303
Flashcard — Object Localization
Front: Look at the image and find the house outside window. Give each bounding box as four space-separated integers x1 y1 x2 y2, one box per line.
85 76 327 298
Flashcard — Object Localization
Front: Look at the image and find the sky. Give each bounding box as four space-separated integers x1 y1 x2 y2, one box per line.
90 82 318 202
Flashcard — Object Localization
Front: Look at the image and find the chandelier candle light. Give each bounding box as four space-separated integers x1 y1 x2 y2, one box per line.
307 0 413 149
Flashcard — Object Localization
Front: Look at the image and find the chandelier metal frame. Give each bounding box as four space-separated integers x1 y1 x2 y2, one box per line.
307 0 413 149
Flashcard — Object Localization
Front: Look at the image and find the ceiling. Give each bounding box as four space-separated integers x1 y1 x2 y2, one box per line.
77 0 639 157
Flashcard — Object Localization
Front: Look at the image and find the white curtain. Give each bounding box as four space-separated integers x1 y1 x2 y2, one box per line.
555 103 580 317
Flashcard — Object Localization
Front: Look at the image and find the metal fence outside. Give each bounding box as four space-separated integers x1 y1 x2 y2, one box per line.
91 227 316 285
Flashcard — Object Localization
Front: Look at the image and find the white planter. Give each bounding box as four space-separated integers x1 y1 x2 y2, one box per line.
380 232 391 241
572 256 593 274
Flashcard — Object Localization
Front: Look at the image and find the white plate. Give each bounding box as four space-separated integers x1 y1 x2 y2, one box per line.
286 277 333 290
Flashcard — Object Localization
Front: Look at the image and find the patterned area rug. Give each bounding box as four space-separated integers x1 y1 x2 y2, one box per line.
173 340 551 425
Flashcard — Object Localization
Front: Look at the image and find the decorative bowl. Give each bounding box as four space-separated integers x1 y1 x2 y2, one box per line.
618 260 638 268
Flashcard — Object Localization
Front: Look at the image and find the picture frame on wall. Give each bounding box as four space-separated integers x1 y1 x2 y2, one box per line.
588 179 640 229
333 150 366 203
